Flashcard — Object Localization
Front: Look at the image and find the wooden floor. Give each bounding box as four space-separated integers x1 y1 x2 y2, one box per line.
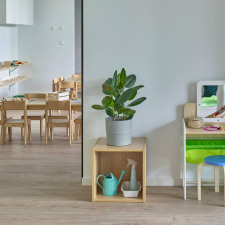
0 113 225 224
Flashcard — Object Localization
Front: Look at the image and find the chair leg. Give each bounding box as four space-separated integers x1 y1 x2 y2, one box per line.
223 167 225 207
71 123 73 141
1 125 4 144
4 127 6 142
40 119 42 137
45 124 48 145
24 125 27 146
197 162 207 201
67 127 69 137
28 124 31 141
214 166 219 193
69 125 71 146
8 127 12 141
75 124 78 140
50 127 53 141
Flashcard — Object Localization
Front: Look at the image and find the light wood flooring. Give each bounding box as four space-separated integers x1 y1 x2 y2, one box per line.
0 112 225 224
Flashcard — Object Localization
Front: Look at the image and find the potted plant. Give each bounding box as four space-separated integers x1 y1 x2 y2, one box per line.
92 68 147 146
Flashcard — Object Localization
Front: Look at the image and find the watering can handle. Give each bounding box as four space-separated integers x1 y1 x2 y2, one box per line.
96 175 105 190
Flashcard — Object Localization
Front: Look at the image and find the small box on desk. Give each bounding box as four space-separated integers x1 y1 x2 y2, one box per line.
48 92 69 101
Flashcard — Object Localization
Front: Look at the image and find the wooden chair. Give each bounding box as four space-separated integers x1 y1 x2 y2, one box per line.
58 81 77 98
21 93 47 137
74 115 82 140
72 74 81 81
75 81 82 98
59 76 65 82
45 101 73 145
1 100 31 145
52 78 59 92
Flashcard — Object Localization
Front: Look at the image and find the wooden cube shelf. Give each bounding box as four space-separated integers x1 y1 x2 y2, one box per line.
92 137 146 202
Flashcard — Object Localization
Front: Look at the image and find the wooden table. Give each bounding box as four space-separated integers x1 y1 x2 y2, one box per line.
0 98 82 112
92 137 146 202
65 78 81 82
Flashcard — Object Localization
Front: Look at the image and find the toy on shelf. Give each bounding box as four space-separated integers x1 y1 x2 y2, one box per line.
96 170 126 196
121 159 142 198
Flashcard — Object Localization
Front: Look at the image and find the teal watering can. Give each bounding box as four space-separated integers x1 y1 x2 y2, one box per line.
96 170 126 196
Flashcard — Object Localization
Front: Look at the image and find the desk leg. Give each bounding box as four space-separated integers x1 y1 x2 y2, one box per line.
182 120 186 200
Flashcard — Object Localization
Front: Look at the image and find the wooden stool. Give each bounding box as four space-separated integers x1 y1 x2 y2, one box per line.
197 155 225 206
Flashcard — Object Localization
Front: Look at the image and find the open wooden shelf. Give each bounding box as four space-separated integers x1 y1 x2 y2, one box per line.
95 192 143 202
92 137 146 203
0 76 31 88
0 63 30 73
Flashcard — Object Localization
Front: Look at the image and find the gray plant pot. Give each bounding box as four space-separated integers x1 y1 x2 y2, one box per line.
105 117 132 146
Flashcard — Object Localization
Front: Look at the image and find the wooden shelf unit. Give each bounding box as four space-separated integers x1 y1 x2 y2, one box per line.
0 76 31 88
0 63 30 73
92 137 146 202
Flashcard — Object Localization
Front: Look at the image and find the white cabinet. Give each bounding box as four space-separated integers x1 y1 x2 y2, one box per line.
0 0 33 25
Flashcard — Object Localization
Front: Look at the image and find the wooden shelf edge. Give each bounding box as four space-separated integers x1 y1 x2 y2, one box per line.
0 63 31 73
93 193 144 203
0 76 31 88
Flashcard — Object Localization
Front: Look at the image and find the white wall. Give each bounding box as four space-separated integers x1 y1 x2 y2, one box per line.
18 0 75 93
83 0 225 185
75 0 82 73
0 25 18 98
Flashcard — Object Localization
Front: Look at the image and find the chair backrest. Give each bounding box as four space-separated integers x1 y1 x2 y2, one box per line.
72 74 81 80
2 100 27 111
52 78 59 92
58 81 76 91
25 93 47 99
46 100 71 111
59 76 65 82
46 100 71 121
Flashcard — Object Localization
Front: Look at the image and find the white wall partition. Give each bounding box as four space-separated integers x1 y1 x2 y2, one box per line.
83 0 225 185
18 0 75 93
0 25 18 98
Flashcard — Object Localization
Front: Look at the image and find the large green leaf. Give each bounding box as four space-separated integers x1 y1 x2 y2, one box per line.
129 90 137 100
112 70 117 88
106 108 114 117
91 105 105 110
105 78 113 86
126 115 134 120
102 96 114 108
125 74 136 88
132 85 144 92
102 83 113 95
115 89 133 106
120 68 126 85
127 97 147 107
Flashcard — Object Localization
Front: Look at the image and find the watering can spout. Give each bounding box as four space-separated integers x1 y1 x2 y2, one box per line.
117 170 126 185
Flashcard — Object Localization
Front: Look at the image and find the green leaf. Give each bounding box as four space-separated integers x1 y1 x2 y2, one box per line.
127 97 147 107
132 85 144 92
117 82 124 90
117 73 121 85
105 78 113 86
113 90 119 98
115 89 133 106
112 70 117 88
102 96 114 108
125 74 136 88
129 90 137 100
102 83 113 95
120 68 126 85
126 115 134 120
91 105 105 110
106 108 114 117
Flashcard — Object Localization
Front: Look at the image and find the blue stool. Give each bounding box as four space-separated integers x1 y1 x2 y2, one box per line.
197 155 225 206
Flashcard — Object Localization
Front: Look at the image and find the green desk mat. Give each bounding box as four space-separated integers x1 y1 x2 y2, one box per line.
186 139 225 164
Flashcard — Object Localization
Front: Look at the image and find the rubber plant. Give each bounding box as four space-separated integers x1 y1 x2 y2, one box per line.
92 68 146 120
